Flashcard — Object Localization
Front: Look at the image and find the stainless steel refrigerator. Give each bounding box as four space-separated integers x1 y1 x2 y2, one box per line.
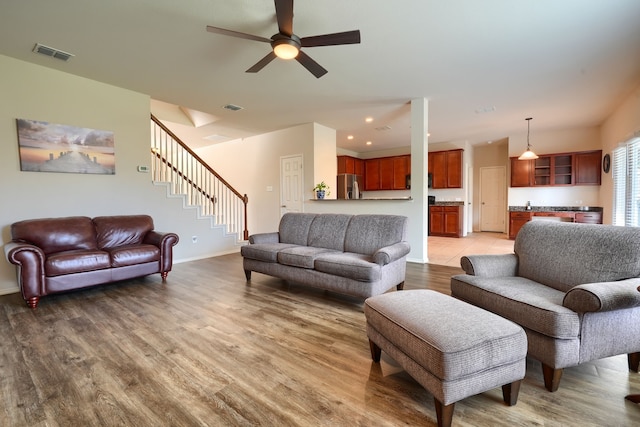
337 174 362 199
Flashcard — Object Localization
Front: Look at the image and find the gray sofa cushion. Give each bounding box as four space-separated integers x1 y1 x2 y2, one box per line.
314 252 381 281
307 214 352 250
451 274 580 339
344 215 408 255
277 246 337 269
278 213 317 245
515 222 640 292
240 243 298 263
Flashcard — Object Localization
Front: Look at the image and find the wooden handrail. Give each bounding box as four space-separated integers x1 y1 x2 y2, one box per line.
151 114 249 240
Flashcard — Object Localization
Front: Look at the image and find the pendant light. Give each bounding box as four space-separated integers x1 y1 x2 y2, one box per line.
518 117 539 160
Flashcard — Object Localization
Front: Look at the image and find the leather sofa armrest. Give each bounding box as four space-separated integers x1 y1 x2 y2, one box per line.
460 254 519 277
249 232 279 244
373 242 411 266
4 241 46 300
563 279 640 313
144 231 179 273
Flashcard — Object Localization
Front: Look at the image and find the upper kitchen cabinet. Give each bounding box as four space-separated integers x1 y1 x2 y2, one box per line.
337 155 364 176
574 150 602 185
362 155 411 191
429 149 463 189
510 150 601 187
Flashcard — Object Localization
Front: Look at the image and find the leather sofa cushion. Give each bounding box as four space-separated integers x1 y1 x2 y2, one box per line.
45 249 111 276
11 216 97 255
314 252 381 281
94 215 154 250
277 246 337 269
108 244 160 267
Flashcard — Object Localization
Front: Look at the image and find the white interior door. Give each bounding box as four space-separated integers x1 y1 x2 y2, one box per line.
280 155 304 217
480 166 506 232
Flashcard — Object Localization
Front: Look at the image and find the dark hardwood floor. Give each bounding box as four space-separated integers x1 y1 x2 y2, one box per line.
1 253 639 426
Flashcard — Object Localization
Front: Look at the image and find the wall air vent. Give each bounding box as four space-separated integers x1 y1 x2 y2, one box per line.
33 43 74 61
222 104 244 111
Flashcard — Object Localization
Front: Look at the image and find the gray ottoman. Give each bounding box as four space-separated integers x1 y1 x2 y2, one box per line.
364 290 527 427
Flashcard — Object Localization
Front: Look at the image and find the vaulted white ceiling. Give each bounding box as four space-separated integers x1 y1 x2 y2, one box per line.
1 0 639 153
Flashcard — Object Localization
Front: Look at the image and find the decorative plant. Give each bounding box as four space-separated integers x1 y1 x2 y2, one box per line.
313 181 330 196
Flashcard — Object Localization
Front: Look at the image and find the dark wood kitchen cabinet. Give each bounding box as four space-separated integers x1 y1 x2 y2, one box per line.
429 205 463 237
429 149 463 189
337 155 364 176
362 155 411 190
510 150 601 187
508 211 532 240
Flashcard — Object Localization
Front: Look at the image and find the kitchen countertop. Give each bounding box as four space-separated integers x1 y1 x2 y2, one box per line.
431 201 464 206
509 206 603 212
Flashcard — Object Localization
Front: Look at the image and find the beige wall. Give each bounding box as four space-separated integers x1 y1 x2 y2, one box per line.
0 55 240 295
600 84 640 224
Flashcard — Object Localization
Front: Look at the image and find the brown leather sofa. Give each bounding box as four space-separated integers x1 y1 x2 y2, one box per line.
4 215 179 308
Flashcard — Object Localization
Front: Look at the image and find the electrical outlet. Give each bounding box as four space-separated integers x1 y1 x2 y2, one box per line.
192 236 198 243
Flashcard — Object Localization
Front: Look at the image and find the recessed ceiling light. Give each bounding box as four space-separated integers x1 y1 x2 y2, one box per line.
365 117 373 123
347 135 354 140
366 141 372 145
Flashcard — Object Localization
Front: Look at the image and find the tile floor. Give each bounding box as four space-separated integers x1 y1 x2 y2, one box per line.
428 232 515 267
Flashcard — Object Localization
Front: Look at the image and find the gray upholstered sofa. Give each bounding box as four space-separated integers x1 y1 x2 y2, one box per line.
451 221 640 392
241 213 410 298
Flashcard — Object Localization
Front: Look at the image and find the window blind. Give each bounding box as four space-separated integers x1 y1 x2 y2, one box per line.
612 137 640 227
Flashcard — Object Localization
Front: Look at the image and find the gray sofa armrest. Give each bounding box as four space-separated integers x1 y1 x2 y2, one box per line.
563 279 640 313
248 232 280 244
460 254 518 277
373 242 411 266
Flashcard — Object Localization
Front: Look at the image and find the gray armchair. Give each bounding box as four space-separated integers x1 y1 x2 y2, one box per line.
450 221 640 391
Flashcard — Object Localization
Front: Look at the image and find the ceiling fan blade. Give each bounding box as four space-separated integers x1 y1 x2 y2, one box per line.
301 30 361 47
206 25 271 43
295 51 328 78
246 51 277 73
274 0 294 36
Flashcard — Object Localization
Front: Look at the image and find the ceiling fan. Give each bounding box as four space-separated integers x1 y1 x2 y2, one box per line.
206 0 361 78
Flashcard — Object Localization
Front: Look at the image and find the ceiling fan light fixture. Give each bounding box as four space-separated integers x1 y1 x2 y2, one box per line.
518 117 539 160
273 38 299 59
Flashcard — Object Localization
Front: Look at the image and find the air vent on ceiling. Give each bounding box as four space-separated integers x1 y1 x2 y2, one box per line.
375 125 392 131
222 104 244 112
33 43 75 61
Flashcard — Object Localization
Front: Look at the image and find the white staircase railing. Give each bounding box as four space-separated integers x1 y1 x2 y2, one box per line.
150 114 248 240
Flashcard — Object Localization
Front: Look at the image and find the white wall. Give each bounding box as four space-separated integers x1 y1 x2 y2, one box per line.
0 55 239 295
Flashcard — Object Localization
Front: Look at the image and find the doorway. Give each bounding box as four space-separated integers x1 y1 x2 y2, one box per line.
479 166 506 232
280 155 304 217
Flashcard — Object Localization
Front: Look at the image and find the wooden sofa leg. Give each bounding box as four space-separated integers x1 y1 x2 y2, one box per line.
244 269 252 281
161 271 168 281
26 297 39 309
369 339 381 362
629 352 640 372
396 281 405 291
542 363 563 392
502 380 522 406
434 399 454 427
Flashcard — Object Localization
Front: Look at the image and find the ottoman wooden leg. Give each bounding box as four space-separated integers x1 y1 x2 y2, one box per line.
502 380 522 406
434 399 454 427
369 339 381 362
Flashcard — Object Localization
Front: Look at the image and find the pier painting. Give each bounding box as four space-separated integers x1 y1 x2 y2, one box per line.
16 118 115 175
